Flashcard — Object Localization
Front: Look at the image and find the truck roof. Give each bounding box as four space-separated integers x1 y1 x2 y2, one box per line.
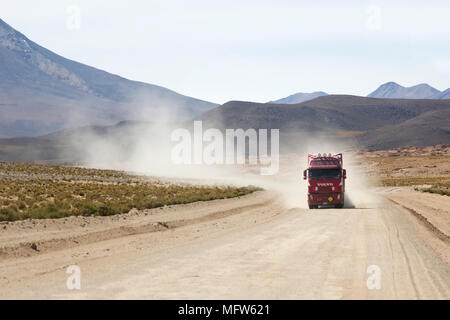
307 153 343 169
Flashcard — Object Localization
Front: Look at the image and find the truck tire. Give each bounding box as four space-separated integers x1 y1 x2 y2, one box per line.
309 204 315 209
335 204 344 208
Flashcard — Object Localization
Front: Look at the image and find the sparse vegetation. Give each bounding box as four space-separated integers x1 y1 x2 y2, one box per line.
379 176 450 188
0 161 261 221
359 144 450 189
414 186 450 197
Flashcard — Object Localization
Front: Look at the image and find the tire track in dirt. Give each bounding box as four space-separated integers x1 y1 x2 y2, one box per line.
387 198 450 243
395 226 420 298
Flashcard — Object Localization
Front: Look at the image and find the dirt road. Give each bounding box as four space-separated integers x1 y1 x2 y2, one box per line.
0 188 449 299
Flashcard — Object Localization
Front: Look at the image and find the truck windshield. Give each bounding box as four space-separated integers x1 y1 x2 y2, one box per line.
309 169 341 179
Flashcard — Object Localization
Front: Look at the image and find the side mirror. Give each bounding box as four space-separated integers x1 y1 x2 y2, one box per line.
343 169 347 179
303 170 307 180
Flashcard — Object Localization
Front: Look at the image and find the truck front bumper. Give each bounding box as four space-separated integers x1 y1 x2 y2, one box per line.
307 193 344 205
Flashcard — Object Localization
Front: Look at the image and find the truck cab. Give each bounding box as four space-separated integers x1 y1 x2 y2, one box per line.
303 153 346 209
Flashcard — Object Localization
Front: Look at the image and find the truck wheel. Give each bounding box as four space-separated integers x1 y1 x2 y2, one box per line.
308 205 315 209
335 204 344 208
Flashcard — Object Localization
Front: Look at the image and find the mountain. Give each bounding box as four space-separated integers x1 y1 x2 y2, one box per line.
356 109 450 150
1 95 449 162
368 82 442 99
434 88 450 99
0 18 217 137
197 95 450 150
199 95 450 130
268 91 328 104
0 121 173 163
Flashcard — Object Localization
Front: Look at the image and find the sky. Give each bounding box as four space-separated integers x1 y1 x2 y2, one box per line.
2 0 450 104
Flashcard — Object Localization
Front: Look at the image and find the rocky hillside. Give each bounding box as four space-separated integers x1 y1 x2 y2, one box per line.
0 18 217 137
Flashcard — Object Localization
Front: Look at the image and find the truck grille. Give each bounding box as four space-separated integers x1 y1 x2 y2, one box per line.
317 186 333 193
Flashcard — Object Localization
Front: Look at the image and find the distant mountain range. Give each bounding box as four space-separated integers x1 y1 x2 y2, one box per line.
1 95 449 162
268 91 328 104
367 82 450 99
198 95 450 150
268 82 450 104
0 18 217 137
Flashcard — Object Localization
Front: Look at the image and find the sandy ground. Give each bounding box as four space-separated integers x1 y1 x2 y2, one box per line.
0 186 449 299
387 188 450 239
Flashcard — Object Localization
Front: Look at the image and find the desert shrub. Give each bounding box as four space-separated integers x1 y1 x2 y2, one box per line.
78 202 98 216
29 206 69 219
418 187 450 197
0 208 19 221
8 204 19 212
18 201 27 210
97 203 120 216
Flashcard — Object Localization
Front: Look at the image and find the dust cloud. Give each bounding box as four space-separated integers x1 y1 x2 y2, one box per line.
66 100 380 210
67 122 380 210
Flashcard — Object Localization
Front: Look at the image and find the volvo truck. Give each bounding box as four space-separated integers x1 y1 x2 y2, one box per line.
303 153 346 209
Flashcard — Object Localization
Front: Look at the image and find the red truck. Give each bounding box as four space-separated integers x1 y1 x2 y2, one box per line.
303 153 346 209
